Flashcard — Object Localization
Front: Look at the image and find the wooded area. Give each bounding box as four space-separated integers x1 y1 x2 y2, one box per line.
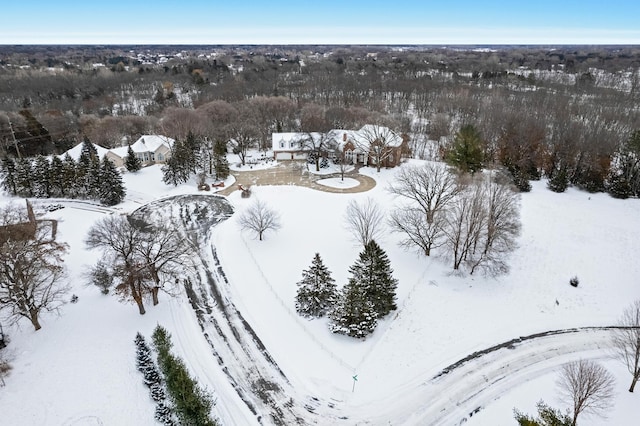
1 45 639 196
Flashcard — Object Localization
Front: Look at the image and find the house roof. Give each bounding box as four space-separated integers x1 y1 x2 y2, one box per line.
272 126 402 152
109 135 174 159
61 142 110 161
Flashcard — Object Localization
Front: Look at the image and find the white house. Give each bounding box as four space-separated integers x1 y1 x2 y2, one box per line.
105 135 174 168
272 125 407 167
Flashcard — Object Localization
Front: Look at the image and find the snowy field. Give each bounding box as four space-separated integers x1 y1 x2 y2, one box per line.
0 157 638 425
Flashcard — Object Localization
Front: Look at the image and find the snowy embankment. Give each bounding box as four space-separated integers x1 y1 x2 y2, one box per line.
0 160 638 425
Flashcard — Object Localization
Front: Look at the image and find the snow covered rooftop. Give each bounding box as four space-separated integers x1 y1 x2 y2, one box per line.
60 142 110 161
109 135 174 158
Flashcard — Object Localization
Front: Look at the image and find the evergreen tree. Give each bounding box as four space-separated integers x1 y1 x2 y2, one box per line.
547 166 569 193
350 240 398 318
86 156 102 199
184 131 200 175
80 138 98 160
295 253 338 318
152 325 217 426
76 149 92 198
328 280 377 338
32 155 51 198
14 156 34 197
125 145 142 172
607 171 632 199
446 124 484 174
514 401 572 426
61 154 77 198
162 139 192 186
49 155 65 198
213 140 230 180
99 157 125 206
0 157 17 196
155 403 175 426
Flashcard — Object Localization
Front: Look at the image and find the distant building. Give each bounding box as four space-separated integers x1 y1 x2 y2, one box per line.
105 135 174 168
272 125 408 168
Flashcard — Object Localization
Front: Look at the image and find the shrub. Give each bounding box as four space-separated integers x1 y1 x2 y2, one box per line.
570 276 579 287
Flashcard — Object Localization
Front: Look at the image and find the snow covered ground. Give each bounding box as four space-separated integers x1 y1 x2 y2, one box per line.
0 157 638 425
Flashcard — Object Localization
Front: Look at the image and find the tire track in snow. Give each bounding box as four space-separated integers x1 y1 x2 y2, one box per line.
348 327 619 425
132 195 345 425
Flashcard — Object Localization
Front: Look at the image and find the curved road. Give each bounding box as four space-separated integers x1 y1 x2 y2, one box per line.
348 327 618 425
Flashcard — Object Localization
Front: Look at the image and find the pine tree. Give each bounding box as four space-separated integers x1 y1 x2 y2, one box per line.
49 155 65 198
125 145 142 172
295 253 338 318
162 139 192 186
31 155 51 198
80 138 98 160
328 280 377 338
350 240 398 318
61 154 77 198
607 171 632 199
155 403 175 426
152 325 217 426
446 124 484 174
76 149 91 198
99 157 125 206
213 140 230 180
547 166 569 193
150 382 166 402
0 157 17 195
14 156 34 197
85 156 102 200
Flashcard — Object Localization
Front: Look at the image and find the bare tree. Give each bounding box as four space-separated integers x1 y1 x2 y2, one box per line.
135 226 196 306
557 359 615 426
466 173 521 275
443 181 487 271
300 104 333 172
85 216 194 313
355 123 403 172
344 198 385 247
0 204 68 331
238 199 281 241
228 101 259 166
611 299 640 392
85 215 147 314
388 163 460 256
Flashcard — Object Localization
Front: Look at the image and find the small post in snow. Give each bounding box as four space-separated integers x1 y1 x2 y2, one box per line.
352 374 358 393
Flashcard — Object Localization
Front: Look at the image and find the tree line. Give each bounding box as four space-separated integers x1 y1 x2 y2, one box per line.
0 139 125 206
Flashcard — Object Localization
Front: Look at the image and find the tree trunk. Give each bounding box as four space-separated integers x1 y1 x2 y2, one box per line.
129 276 146 315
133 294 146 315
151 286 159 306
29 309 42 331
630 375 638 392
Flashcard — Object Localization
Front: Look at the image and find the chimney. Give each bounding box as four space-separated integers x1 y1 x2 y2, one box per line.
343 132 347 142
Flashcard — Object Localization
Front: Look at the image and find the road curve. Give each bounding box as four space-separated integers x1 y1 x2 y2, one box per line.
348 327 617 425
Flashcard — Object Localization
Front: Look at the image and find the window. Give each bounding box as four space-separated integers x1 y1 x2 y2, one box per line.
157 153 164 161
280 141 285 148
345 149 354 163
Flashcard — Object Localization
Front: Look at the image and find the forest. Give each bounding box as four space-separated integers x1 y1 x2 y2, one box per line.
1 44 639 197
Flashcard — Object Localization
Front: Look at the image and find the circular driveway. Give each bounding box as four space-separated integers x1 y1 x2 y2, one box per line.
218 161 376 196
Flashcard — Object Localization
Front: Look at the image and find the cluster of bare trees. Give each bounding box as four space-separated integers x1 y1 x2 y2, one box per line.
85 215 195 314
388 163 520 275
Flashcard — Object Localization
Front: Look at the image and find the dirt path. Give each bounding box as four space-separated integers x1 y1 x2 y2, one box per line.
218 161 377 196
